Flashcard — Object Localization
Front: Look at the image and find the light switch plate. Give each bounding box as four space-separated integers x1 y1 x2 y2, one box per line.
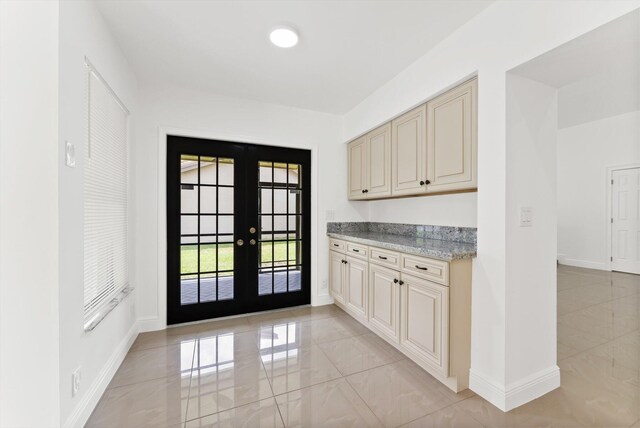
65 141 76 168
520 206 533 227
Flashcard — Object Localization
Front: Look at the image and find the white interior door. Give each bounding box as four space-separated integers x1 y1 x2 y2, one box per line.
612 167 640 274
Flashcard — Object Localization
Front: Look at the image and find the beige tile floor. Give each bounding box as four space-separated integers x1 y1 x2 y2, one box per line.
87 266 639 427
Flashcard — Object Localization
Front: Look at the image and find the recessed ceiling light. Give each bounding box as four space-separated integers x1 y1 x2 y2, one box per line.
269 26 299 48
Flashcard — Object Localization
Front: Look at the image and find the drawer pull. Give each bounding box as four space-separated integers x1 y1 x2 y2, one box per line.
378 256 388 260
415 265 429 271
333 243 339 247
352 249 360 253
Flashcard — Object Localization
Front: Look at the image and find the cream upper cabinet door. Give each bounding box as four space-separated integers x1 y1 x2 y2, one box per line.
329 250 345 304
368 263 400 343
426 79 477 193
400 273 449 377
345 256 368 321
348 136 367 200
366 123 392 198
392 105 428 196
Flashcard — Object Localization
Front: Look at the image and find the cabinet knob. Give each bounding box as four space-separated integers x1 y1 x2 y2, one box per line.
363 189 369 193
393 278 399 284
399 280 405 285
419 180 431 186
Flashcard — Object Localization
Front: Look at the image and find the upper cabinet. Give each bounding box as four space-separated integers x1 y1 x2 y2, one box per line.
426 79 477 193
348 124 391 200
347 78 477 201
392 105 427 196
348 136 367 199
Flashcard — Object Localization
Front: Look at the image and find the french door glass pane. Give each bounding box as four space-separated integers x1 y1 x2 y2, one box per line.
179 154 235 304
258 161 303 295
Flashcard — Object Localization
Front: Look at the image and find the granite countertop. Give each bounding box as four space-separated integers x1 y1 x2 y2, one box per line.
327 231 477 261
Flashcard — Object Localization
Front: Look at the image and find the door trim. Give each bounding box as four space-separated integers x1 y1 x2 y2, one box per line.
606 163 640 272
147 126 322 332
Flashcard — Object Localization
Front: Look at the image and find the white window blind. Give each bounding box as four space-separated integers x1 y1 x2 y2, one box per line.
83 62 129 324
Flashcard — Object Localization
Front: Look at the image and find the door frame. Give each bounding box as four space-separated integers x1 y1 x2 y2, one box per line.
149 127 320 330
606 163 640 272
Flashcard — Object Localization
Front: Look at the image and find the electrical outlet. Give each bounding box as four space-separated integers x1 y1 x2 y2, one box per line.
72 367 81 397
321 279 328 290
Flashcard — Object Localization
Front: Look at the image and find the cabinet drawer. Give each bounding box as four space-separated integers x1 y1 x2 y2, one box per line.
369 247 400 269
329 238 346 252
346 242 368 259
401 254 449 285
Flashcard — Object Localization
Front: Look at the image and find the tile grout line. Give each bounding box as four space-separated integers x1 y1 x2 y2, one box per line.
183 339 197 428
558 289 640 318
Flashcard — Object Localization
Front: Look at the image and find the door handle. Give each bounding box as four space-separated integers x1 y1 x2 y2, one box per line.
236 239 244 246
249 239 256 245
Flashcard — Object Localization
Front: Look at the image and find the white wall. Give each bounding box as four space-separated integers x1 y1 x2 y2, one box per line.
58 1 139 426
557 111 640 269
505 74 559 399
0 1 61 426
134 82 366 331
366 193 477 227
558 67 640 129
342 0 640 411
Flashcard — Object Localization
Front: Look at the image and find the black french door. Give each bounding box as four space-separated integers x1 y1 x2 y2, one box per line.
167 136 311 325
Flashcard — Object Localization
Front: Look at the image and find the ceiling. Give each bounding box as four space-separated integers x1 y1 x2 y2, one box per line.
95 0 492 114
511 9 640 128
512 9 640 88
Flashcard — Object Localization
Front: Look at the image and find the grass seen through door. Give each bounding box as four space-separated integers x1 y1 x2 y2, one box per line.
181 241 298 276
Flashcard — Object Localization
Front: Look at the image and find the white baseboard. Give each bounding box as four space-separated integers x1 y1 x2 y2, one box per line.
137 316 165 333
312 294 334 306
505 365 560 410
557 256 608 271
469 370 508 410
63 321 139 428
469 365 560 412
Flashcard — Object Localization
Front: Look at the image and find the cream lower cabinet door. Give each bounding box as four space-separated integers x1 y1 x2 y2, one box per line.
400 273 449 377
426 78 477 193
392 105 428 196
345 256 368 320
368 263 400 343
329 250 345 304
348 136 367 200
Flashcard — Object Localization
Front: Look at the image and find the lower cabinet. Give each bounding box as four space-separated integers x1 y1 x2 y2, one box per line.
345 256 368 322
329 250 345 304
328 237 471 393
368 263 400 343
400 273 449 377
